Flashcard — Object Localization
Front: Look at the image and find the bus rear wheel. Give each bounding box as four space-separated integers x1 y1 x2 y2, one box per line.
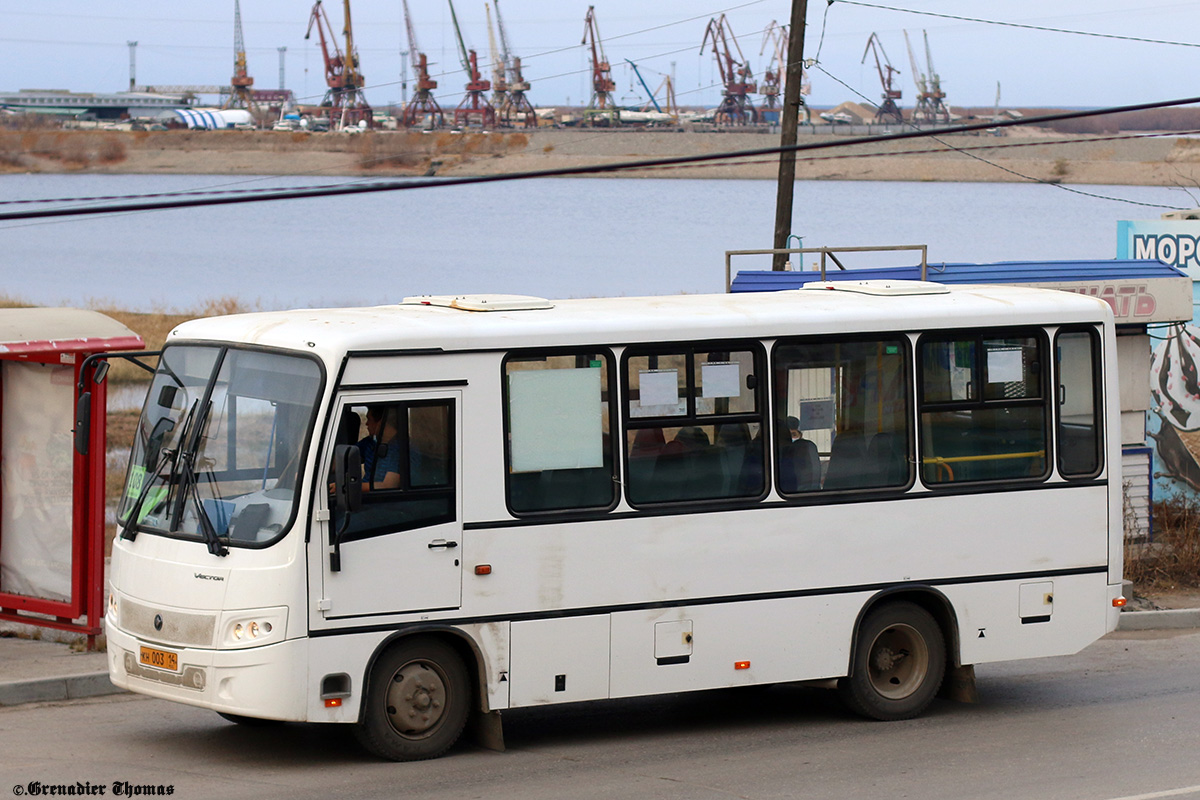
355 637 471 761
838 601 945 721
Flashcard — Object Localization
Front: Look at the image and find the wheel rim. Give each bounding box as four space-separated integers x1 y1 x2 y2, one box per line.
866 622 929 700
384 659 450 739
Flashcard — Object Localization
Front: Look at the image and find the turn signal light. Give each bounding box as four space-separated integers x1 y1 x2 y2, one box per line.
1113 597 1128 608
734 661 751 670
325 698 343 708
475 565 492 575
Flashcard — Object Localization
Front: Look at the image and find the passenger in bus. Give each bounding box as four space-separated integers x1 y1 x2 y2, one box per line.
363 406 402 491
778 420 820 492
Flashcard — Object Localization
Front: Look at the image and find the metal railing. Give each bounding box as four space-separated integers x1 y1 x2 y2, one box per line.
724 244 929 292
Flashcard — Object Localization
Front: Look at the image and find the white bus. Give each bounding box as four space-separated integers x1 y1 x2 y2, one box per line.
106 282 1123 761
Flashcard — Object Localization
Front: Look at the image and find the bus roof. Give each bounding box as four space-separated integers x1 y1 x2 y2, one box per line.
167 283 1112 358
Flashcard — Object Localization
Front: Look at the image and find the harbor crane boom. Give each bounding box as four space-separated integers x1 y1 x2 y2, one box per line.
305 0 371 128
446 0 495 127
485 3 508 110
582 6 618 125
861 32 902 124
223 0 258 113
400 0 444 128
702 14 758 126
624 59 662 113
493 0 535 128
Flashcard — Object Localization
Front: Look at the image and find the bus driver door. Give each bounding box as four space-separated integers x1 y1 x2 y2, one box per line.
317 391 462 620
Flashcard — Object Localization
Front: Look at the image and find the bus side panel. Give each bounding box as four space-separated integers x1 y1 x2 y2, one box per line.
509 616 610 706
608 597 857 700
951 572 1110 666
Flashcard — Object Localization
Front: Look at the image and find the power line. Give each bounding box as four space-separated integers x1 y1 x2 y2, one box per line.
4 95 1198 223
829 0 1200 48
810 63 1185 210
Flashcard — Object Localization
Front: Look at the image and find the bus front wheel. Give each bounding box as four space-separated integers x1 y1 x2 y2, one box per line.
838 601 945 721
355 637 471 761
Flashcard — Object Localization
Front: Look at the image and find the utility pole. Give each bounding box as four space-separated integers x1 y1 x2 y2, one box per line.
127 41 138 91
278 46 287 90
771 0 808 271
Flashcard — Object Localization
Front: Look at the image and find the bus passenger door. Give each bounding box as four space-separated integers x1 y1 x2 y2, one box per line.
318 391 462 620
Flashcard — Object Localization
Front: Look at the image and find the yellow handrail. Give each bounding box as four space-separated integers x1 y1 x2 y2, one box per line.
921 450 1045 465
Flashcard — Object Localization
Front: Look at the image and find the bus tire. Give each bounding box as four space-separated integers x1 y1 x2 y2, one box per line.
355 637 471 761
838 601 945 721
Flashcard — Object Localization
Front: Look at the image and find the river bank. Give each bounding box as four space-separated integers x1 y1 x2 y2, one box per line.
3 127 1198 186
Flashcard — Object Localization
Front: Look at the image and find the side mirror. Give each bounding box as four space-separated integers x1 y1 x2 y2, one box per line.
157 384 178 409
333 444 362 514
74 392 92 455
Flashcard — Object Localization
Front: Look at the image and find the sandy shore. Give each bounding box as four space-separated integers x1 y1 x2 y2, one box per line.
5 127 1199 186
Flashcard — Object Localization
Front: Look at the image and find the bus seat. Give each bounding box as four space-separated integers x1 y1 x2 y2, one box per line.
867 432 906 486
822 432 869 490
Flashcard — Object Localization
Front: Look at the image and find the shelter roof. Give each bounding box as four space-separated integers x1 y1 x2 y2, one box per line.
0 308 144 356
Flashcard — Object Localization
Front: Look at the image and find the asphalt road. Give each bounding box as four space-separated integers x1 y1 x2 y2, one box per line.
3 629 1200 800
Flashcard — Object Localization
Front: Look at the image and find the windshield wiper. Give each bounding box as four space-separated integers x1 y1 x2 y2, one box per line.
168 400 228 557
119 442 178 542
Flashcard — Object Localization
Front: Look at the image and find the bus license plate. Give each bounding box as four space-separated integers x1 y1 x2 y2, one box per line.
139 645 179 673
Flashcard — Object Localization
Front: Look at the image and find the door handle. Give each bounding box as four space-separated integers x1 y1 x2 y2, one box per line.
428 539 459 550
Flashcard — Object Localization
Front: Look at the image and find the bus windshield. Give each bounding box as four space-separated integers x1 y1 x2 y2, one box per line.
117 345 323 550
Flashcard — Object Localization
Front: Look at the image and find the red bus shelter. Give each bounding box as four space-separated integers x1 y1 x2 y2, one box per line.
0 308 143 646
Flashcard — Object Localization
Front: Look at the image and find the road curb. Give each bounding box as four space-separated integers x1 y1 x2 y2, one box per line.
1118 608 1200 631
0 673 126 707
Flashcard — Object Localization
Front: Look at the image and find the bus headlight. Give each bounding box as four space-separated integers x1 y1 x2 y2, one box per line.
221 608 287 648
107 592 119 626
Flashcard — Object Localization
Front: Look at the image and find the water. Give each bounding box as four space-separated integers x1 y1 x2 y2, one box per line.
0 173 1191 311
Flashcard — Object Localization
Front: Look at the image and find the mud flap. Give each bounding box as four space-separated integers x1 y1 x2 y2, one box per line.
939 664 979 703
468 709 505 752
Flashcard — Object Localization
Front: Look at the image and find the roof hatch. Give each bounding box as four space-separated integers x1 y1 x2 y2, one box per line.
400 294 555 312
800 280 950 296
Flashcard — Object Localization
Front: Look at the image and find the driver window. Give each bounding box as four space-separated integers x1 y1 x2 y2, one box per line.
330 399 456 542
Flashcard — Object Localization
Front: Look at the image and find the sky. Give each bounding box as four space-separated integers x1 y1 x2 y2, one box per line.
3 1 1200 112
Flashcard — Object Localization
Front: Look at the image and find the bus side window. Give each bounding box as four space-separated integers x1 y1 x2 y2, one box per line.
918 331 1049 485
773 336 912 496
1056 328 1102 478
332 399 455 543
624 345 765 505
504 350 616 514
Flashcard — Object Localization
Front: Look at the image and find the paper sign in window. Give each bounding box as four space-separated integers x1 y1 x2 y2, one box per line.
509 368 604 472
639 369 680 407
799 399 834 430
987 347 1024 383
701 361 741 399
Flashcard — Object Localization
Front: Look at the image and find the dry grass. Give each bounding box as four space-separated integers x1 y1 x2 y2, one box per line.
1125 496 1200 592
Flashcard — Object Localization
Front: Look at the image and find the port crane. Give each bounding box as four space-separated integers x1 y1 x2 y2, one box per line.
447 0 495 128
495 1 535 128
222 0 258 115
862 32 902 125
305 0 372 128
702 14 758 126
760 20 810 123
921 30 950 124
400 0 444 128
582 6 618 126
903 30 948 125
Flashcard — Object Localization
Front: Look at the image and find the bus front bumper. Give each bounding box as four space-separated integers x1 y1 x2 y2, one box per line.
107 623 309 722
